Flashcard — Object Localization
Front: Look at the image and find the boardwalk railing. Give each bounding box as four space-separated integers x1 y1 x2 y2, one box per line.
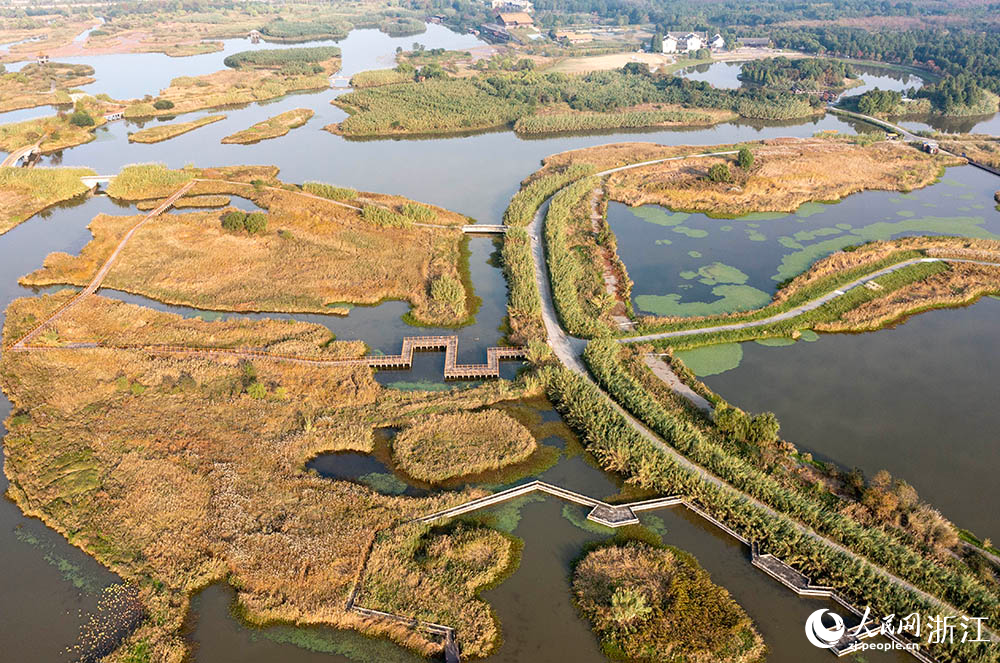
346 482 942 663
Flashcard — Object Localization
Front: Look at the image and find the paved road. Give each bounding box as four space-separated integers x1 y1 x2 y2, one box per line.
526 151 999 632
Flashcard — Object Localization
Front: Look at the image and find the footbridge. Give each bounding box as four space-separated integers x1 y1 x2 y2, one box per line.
461 224 507 234
81 175 112 187
1 143 41 168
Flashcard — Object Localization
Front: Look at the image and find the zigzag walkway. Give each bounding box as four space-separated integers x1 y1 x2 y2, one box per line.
86 337 527 380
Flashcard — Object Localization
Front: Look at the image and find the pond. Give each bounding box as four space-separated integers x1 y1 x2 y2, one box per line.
688 296 1000 542
608 165 1000 318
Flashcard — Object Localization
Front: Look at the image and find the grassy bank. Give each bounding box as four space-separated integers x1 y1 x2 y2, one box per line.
128 114 226 144
0 167 96 235
221 108 313 144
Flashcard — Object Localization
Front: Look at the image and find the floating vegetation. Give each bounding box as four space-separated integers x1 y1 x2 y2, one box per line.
755 336 797 346
632 206 689 226
636 285 771 317
254 624 425 662
675 343 744 376
15 527 102 593
561 503 614 534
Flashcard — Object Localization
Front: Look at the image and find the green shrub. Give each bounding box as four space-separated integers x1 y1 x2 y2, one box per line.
68 110 95 127
244 212 267 235
247 382 267 399
707 163 731 183
221 211 246 232
302 181 357 201
400 202 435 221
738 146 754 170
152 99 175 110
361 204 410 228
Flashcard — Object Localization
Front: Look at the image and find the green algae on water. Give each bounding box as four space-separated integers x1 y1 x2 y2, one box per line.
636 285 770 317
631 206 690 227
676 343 744 377
755 337 796 347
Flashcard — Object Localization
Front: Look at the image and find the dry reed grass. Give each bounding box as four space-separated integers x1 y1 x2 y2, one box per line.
603 138 954 215
127 114 226 144
573 542 765 663
28 170 470 325
392 410 538 482
0 294 536 661
0 166 95 234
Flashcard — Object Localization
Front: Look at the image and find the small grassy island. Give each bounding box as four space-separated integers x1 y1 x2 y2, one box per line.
0 167 96 235
127 114 226 144
329 63 827 138
573 542 765 663
392 410 538 482
20 164 474 326
121 47 340 119
221 108 314 144
0 61 95 113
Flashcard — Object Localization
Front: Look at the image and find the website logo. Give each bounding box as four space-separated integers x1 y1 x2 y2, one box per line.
805 609 846 649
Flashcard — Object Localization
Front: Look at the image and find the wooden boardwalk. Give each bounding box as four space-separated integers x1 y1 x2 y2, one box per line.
11 181 196 350
1 142 40 168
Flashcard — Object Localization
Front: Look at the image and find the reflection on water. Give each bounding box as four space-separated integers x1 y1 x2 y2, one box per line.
701 297 1000 541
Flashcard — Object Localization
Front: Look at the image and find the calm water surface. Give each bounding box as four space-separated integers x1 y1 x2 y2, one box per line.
698 298 1000 541
610 165 1000 317
0 24 989 662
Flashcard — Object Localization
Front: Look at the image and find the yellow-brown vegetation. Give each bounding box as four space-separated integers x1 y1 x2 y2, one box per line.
0 292 537 661
600 138 956 215
573 542 766 663
24 168 472 325
135 194 231 211
359 522 518 657
0 61 94 113
221 108 314 144
0 166 95 235
123 59 339 119
127 114 226 144
392 410 538 482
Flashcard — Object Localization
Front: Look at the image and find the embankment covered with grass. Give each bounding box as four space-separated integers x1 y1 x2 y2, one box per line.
0 166 95 235
128 114 226 144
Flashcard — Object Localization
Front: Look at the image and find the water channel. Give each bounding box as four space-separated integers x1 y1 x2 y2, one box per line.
0 22 995 663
